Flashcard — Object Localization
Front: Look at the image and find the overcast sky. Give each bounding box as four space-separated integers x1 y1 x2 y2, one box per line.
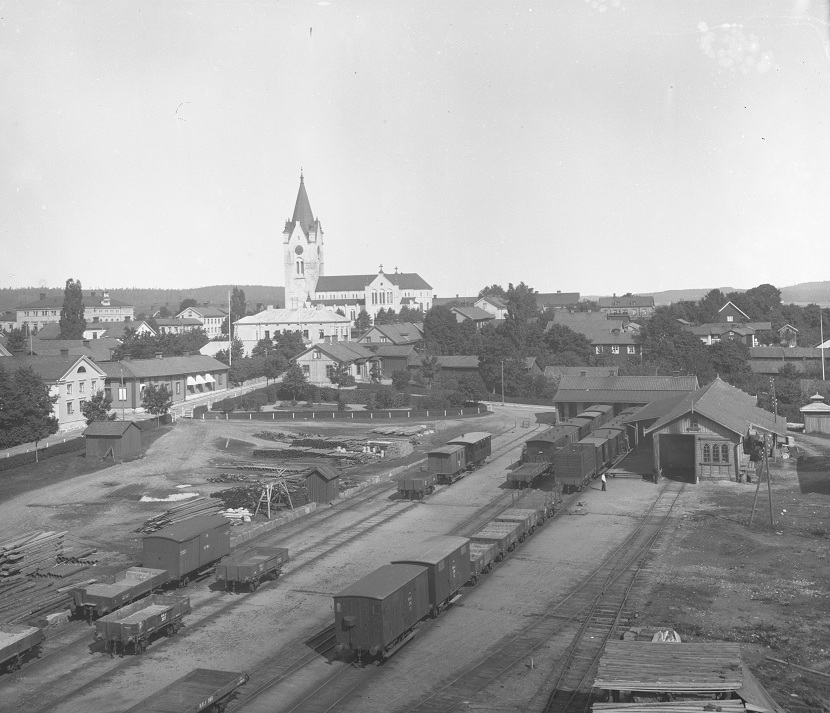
2 1 829 298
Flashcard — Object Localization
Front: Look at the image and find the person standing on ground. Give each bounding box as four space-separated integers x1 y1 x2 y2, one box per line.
601 472 607 491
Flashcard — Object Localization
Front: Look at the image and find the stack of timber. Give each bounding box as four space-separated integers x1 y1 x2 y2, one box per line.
594 641 744 693
593 703 746 713
136 497 224 534
370 425 431 437
0 531 66 578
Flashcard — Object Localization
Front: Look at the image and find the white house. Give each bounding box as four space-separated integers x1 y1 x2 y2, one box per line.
177 305 228 338
233 306 352 355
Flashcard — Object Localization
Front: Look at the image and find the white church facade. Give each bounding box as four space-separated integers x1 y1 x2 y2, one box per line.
282 174 433 321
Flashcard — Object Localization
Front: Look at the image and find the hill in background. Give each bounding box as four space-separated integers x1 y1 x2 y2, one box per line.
0 285 285 316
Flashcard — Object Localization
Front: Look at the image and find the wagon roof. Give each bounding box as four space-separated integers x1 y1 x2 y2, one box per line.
143 514 229 543
391 536 469 566
446 432 491 446
428 444 466 456
335 564 426 600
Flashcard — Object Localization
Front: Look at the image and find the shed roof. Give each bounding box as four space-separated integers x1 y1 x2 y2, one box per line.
644 377 787 438
305 465 339 482
335 563 425 600
544 365 619 378
98 355 230 379
594 640 743 692
451 306 494 321
2 354 105 382
597 295 655 308
144 515 229 543
391 535 468 566
235 307 349 325
428 444 465 456
83 421 141 437
537 292 580 307
411 355 479 369
556 375 699 393
447 432 491 446
749 346 824 359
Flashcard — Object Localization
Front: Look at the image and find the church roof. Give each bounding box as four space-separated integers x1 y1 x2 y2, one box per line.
285 173 319 236
315 273 432 292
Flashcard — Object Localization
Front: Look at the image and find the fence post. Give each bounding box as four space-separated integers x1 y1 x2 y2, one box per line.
388 412 392 419
249 413 252 420
351 413 354 419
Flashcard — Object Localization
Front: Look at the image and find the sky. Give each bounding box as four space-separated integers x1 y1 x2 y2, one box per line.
2 0 830 299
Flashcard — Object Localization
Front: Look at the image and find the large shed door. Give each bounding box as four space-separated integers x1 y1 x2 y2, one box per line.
658 434 695 481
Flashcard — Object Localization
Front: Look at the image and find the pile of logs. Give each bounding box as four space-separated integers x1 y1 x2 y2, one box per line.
135 496 224 534
0 531 66 578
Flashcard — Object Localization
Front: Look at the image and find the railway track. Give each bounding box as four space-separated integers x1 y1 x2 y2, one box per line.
14 419 538 712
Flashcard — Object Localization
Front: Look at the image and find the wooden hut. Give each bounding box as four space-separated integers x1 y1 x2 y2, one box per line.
801 393 830 434
83 421 143 462
304 465 340 504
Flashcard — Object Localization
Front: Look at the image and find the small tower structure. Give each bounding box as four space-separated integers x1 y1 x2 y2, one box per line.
283 172 324 309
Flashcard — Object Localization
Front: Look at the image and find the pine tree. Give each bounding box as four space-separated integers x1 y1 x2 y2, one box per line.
59 278 86 339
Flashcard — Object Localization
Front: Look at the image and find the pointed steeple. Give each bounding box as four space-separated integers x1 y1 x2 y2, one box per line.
291 171 315 232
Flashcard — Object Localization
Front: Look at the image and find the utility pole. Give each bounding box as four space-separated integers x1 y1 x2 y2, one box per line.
500 359 505 406
769 377 777 423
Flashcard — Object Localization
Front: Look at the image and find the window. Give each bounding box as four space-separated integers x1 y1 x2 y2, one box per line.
726 315 734 322
595 346 603 354
326 365 334 378
265 330 270 340
627 345 636 355
387 290 392 303
176 382 181 394
703 443 710 462
380 336 388 343
66 383 73 395
218 374 224 385
302 364 310 376
611 345 619 354
296 258 304 275
77 366 86 373
67 401 74 414
302 330 309 338
118 387 127 401
79 399 86 411
721 444 730 462
313 350 321 359
79 381 85 393
319 330 325 340
91 379 97 391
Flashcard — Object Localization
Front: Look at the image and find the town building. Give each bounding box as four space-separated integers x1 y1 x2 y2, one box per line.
97 355 230 410
281 173 433 320
544 365 620 379
408 354 480 379
154 318 204 335
83 421 143 462
546 312 641 358
801 393 830 434
176 305 228 338
450 306 495 329
598 294 654 318
537 292 581 310
362 344 419 379
292 341 379 385
84 292 135 323
2 354 109 432
474 295 508 319
14 291 135 333
682 300 772 348
357 322 424 346
748 346 825 376
233 306 352 356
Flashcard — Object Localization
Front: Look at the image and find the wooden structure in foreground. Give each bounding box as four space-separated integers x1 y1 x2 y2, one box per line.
594 641 785 712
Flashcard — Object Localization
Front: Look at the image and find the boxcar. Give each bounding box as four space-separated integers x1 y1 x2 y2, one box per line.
562 417 594 441
524 429 570 466
578 435 613 469
397 473 437 500
468 542 496 584
334 564 430 661
124 668 249 713
592 427 628 462
142 515 231 586
585 404 614 427
0 624 44 673
554 443 597 493
470 521 521 559
550 421 587 444
446 432 492 468
70 567 171 621
496 507 546 537
94 594 190 655
391 536 471 617
506 462 547 489
215 547 290 593
427 444 467 483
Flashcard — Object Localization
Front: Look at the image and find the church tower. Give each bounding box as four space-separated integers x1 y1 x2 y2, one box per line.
283 172 324 309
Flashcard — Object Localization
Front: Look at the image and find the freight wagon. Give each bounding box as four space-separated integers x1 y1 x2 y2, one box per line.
215 547 289 593
446 432 492 468
591 427 628 463
334 564 430 662
496 507 546 538
554 443 598 493
0 624 44 673
94 594 190 656
70 567 171 621
577 435 613 470
506 462 547 489
468 542 496 584
391 536 470 617
124 668 250 713
397 472 436 500
560 417 594 441
523 428 571 466
427 444 467 484
585 404 614 427
142 515 231 586
469 521 521 560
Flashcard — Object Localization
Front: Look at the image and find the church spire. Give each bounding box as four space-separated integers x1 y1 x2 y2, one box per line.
291 171 315 231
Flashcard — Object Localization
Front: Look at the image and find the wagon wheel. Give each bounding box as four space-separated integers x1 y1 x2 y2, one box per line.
251 579 259 592
165 625 176 638
180 576 189 588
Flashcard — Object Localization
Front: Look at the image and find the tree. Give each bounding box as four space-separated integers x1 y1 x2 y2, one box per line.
280 365 307 401
392 369 410 391
273 331 306 361
330 363 355 388
59 278 86 339
456 373 486 403
214 338 244 365
418 355 441 389
263 354 288 384
354 310 371 333
7 327 26 353
156 305 172 319
251 337 274 359
81 391 117 425
544 324 593 364
142 383 173 425
505 281 538 323
0 367 59 456
478 284 506 299
231 287 247 324
423 306 465 355
178 298 198 313
398 305 423 323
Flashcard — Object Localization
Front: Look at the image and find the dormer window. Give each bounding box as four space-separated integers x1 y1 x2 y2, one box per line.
726 315 733 322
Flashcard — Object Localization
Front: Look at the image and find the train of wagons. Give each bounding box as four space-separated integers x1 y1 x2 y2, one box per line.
518 405 638 491
333 501 553 663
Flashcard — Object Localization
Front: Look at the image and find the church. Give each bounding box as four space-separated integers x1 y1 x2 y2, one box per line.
282 173 433 321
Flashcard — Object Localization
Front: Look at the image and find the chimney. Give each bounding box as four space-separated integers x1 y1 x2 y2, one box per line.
82 339 91 347
90 291 96 298
39 292 46 301
60 348 69 356
155 352 163 359
266 305 274 311
123 353 132 361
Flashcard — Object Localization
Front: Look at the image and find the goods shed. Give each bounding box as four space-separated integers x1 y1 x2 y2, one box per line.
83 421 142 462
305 465 340 504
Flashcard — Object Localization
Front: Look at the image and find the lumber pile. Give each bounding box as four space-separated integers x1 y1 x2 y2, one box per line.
135 496 224 534
0 531 66 577
593 704 745 713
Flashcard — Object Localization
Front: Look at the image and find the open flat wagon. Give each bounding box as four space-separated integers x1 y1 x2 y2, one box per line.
0 624 44 673
496 507 546 538
397 472 436 500
70 567 171 621
94 594 190 656
123 668 249 713
506 462 547 489
468 542 496 584
470 521 521 560
215 547 289 593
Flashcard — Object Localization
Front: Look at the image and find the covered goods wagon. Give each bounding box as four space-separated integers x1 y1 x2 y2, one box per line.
142 515 231 585
334 564 430 661
94 594 190 655
578 435 613 469
0 624 43 673
592 427 628 462
70 567 170 620
123 668 249 713
585 404 614 426
561 417 594 441
397 473 436 500
446 432 492 467
215 547 290 593
427 444 467 483
524 429 571 465
391 536 470 616
554 443 597 492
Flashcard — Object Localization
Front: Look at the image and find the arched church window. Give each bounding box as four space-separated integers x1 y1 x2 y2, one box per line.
387 290 392 303
296 258 304 276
